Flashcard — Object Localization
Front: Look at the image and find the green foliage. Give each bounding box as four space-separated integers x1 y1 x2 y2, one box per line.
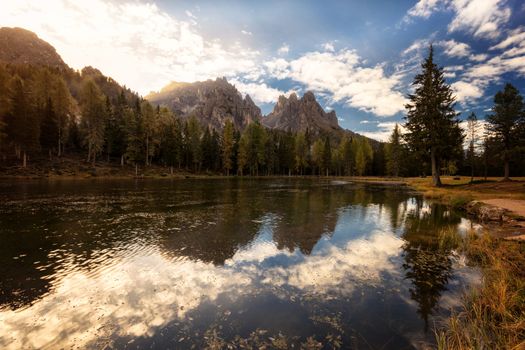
80 79 106 164
221 119 234 175
486 83 525 179
386 124 403 177
404 45 463 186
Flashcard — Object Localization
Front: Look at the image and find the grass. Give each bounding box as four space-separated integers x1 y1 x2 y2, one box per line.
435 231 525 350
406 176 525 202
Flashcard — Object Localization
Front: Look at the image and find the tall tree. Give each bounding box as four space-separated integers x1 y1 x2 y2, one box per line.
294 132 308 175
466 112 479 182
51 76 72 156
322 136 332 176
354 138 373 176
386 124 403 177
221 119 234 175
404 45 463 186
486 83 524 181
40 97 58 157
338 134 353 176
312 138 324 175
80 80 106 165
8 75 40 166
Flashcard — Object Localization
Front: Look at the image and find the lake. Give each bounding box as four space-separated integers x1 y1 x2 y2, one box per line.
0 179 480 349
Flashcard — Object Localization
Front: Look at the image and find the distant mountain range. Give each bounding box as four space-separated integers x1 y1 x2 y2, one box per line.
0 26 373 143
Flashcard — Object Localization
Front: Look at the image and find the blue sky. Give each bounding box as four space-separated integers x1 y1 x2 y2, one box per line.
2 0 525 140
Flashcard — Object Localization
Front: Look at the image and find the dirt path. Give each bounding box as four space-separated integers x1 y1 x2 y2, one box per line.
482 199 525 218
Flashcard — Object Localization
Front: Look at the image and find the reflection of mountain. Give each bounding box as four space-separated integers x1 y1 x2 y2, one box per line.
401 200 462 329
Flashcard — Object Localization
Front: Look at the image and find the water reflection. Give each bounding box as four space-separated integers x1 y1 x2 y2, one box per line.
0 179 479 349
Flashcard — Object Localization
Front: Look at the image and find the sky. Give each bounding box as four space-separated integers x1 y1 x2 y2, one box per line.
1 0 524 141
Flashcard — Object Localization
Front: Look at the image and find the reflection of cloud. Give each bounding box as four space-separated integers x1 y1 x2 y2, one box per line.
0 225 403 349
266 231 403 292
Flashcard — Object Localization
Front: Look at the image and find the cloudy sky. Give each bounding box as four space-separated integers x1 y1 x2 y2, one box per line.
2 0 524 140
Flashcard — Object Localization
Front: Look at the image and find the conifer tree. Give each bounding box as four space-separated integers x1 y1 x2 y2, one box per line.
80 79 106 165
486 83 524 180
386 124 403 177
466 112 478 182
221 119 234 175
404 46 463 186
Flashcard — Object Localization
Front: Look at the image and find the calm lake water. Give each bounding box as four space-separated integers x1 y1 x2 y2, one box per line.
0 179 480 349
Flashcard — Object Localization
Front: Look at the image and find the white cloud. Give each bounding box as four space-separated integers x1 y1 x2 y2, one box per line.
404 0 511 39
266 49 407 117
357 122 407 142
469 53 488 62
277 44 290 55
490 27 525 50
404 0 443 21
185 10 197 19
438 39 471 57
451 80 484 102
0 0 261 95
322 42 335 52
448 0 511 39
230 79 291 105
241 30 252 36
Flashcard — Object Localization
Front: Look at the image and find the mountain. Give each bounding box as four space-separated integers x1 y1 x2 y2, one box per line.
0 27 69 71
262 91 341 135
146 78 262 131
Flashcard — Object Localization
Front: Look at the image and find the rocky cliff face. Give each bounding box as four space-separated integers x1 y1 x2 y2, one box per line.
262 91 341 134
0 27 69 71
146 78 261 131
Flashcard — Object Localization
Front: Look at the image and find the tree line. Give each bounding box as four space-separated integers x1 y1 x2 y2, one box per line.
0 62 382 176
385 46 525 185
1 47 524 184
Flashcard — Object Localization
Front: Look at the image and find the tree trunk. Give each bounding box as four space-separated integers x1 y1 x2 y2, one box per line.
135 163 138 177
121 155 124 167
503 160 510 181
431 148 442 187
145 137 149 166
22 151 27 168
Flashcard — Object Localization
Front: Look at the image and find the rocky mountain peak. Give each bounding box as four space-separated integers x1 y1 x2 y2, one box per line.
262 91 341 134
0 27 69 71
145 78 261 131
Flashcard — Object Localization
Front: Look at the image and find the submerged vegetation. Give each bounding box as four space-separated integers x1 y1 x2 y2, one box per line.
436 232 525 350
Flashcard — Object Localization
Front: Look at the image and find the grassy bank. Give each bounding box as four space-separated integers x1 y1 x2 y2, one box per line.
406 176 525 204
435 231 525 349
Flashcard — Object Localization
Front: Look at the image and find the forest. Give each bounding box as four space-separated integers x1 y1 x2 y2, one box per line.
0 46 524 184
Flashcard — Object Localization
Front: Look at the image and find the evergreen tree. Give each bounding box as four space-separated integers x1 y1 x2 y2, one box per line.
221 119 234 175
386 124 403 177
294 132 308 175
186 116 202 171
40 97 58 156
8 75 40 167
404 45 463 186
339 134 353 176
237 133 248 176
80 79 106 165
51 76 72 156
312 138 324 175
322 136 332 176
466 112 479 182
486 83 524 180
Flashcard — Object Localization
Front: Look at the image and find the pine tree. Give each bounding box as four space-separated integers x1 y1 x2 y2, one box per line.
322 136 332 176
80 79 106 165
294 132 308 175
338 134 353 176
486 83 524 181
312 138 324 175
51 76 72 156
40 97 58 157
404 45 463 186
221 119 234 175
237 133 248 176
386 124 403 177
466 112 478 182
8 75 40 167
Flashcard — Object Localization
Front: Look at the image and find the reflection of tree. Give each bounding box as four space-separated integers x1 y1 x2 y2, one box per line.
401 200 462 330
